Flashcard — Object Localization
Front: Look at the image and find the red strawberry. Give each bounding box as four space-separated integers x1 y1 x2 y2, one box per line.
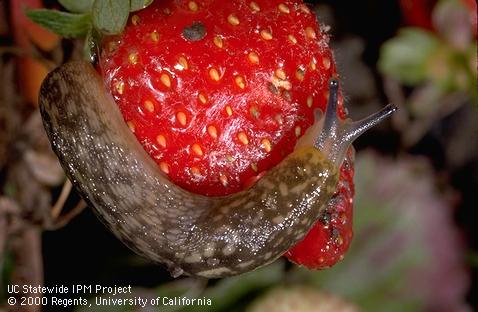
99 0 353 268
285 149 354 268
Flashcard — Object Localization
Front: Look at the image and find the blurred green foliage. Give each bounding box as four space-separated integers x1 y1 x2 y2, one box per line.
379 0 477 104
379 28 441 85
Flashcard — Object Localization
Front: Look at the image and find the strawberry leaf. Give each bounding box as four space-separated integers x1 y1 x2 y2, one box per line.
26 9 92 38
130 0 154 12
58 0 95 13
92 0 130 35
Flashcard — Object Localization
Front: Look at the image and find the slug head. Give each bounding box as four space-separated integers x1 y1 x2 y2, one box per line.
313 79 397 167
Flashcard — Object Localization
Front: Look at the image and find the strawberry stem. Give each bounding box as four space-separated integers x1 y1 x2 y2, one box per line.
315 79 397 167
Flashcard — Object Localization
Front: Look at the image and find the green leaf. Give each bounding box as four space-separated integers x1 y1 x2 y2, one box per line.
26 9 92 38
92 0 130 35
130 0 154 12
58 0 95 13
378 28 440 85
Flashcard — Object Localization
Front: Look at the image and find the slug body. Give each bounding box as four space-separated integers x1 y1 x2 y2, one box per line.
39 61 395 278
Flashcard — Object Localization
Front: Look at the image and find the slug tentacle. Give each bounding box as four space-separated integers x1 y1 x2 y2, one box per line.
39 61 395 279
315 79 397 167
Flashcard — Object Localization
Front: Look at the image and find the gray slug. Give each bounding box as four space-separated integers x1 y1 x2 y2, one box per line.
39 61 396 278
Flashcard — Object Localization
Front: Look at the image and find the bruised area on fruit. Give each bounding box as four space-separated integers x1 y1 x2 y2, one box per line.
182 22 207 41
99 0 344 197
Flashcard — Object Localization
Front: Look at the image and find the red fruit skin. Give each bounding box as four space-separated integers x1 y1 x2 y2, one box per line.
100 0 354 269
285 148 355 268
100 0 339 196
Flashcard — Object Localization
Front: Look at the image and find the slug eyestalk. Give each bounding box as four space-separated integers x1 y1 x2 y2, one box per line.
315 79 397 167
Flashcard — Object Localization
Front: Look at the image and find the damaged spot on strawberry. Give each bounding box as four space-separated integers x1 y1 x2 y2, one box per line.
183 22 206 41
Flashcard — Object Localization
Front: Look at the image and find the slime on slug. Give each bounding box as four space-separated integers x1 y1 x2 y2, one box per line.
39 61 396 278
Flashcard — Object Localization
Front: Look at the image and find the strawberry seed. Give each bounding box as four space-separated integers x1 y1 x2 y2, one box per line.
225 105 233 116
228 14 240 26
235 76 246 89
188 1 199 11
305 27 316 40
160 73 171 87
323 57 331 70
115 81 125 94
209 68 221 81
156 134 167 148
131 15 140 26
213 36 223 48
275 68 286 80
198 92 208 104
278 4 290 14
307 95 313 108
261 138 272 152
238 131 249 145
176 111 187 126
207 125 218 139
248 52 260 64
219 174 228 186
178 56 189 70
150 31 160 42
260 29 273 40
191 143 204 156
249 1 260 12
160 162 169 174
144 100 155 112
127 121 135 132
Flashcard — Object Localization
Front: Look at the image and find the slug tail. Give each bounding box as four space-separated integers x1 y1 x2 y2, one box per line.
314 79 397 167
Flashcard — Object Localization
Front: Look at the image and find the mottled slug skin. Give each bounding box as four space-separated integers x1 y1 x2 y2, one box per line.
39 62 339 278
